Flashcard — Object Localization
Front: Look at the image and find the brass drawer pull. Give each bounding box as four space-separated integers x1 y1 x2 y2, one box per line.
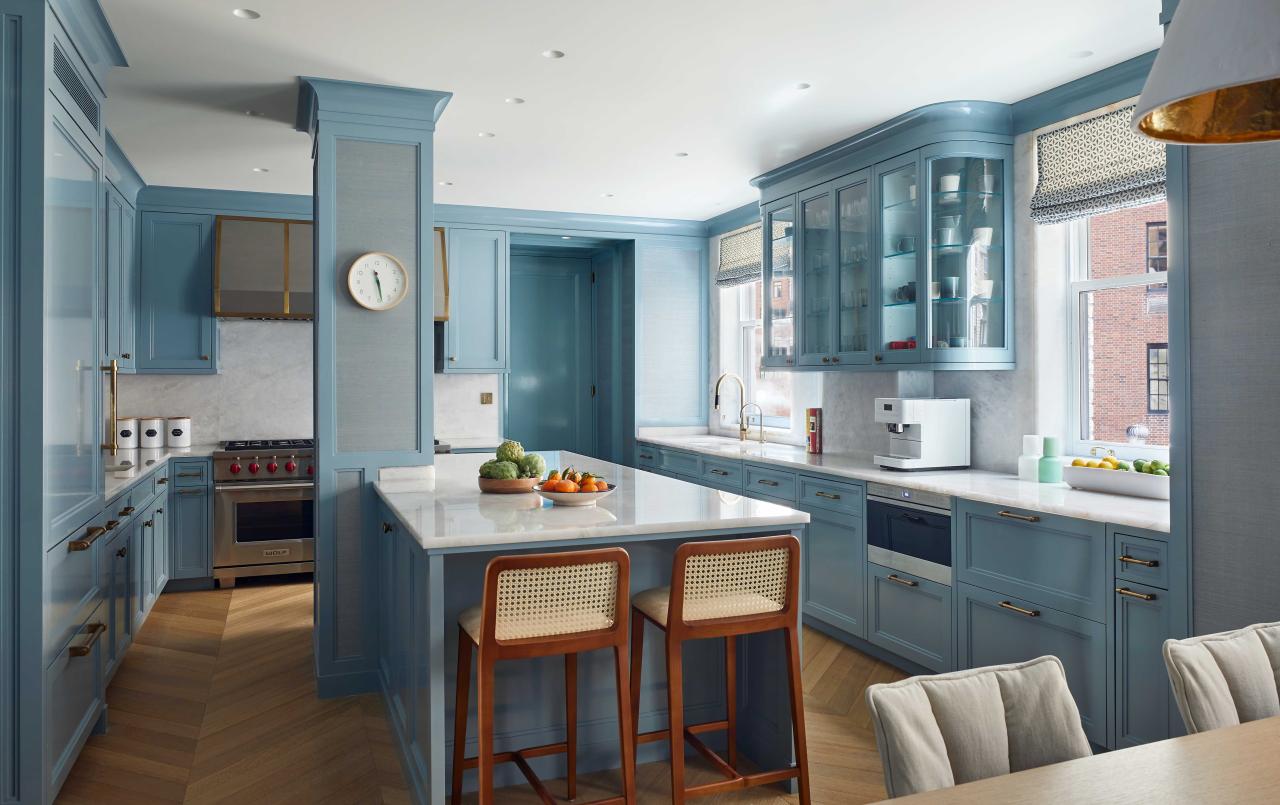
200 354 210 361
118 506 135 517
105 519 120 531
70 622 106 657
157 477 168 485
156 508 164 514
68 526 107 552
1116 587 1157 601
757 478 780 487
382 522 394 534
639 453 654 460
144 520 154 528
116 546 128 558
814 491 842 500
1119 555 1159 568
177 471 203 478
177 489 203 496
886 574 918 587
997 510 1041 523
121 352 131 360
998 600 1040 617
709 469 730 476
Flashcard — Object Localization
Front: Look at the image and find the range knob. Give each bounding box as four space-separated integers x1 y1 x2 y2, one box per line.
229 462 242 475
267 461 279 474
285 460 297 472
248 462 261 475
307 464 314 476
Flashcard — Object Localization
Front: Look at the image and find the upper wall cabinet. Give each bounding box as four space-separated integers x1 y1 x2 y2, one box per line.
754 102 1015 372
102 184 137 372
440 227 508 373
137 212 218 373
214 216 314 320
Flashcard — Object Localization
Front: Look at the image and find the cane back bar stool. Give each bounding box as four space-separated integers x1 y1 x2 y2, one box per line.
630 535 810 803
451 547 637 805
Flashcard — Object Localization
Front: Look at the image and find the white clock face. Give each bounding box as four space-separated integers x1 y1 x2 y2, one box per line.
348 253 410 311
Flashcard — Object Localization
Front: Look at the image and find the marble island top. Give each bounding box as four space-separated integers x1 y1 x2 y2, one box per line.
373 451 810 553
638 434 1171 533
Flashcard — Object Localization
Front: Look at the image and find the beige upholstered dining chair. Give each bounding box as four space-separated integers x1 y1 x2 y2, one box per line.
1163 621 1280 735
865 655 1092 798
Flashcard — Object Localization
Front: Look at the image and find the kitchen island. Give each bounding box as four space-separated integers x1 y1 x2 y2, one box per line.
373 451 810 803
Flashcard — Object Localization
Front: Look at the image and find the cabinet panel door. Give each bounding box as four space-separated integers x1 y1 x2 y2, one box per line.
443 228 508 372
151 497 169 597
138 211 216 372
798 184 834 366
1115 582 1180 747
867 563 951 671
802 508 866 638
105 526 131 676
873 151 923 366
957 581 1107 746
834 171 873 364
170 482 211 580
103 186 123 365
45 107 104 544
118 201 137 370
761 198 796 368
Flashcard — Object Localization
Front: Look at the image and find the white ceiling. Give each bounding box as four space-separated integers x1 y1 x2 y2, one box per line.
100 0 1163 222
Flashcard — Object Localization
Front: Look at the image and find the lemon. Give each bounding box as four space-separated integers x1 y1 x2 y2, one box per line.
1087 460 1103 469
1071 458 1087 467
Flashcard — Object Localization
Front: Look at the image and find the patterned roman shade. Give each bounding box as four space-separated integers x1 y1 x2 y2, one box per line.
1030 105 1166 225
715 223 764 288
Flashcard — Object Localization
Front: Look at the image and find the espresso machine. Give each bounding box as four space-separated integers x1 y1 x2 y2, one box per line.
873 398 971 470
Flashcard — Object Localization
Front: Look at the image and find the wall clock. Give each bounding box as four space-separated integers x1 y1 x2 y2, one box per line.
347 252 410 311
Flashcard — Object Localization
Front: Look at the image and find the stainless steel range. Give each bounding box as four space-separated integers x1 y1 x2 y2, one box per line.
213 438 315 587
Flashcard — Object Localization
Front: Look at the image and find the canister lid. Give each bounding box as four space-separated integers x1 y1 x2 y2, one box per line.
1022 434 1043 455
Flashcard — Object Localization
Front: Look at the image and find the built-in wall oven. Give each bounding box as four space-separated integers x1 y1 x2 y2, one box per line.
213 439 315 586
866 482 952 586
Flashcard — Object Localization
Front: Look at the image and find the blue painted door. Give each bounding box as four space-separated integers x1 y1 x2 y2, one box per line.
761 198 796 368
867 563 951 671
1115 582 1180 747
137 211 217 373
119 201 137 370
506 254 594 454
873 150 924 366
801 506 866 638
44 103 104 545
170 463 211 580
104 524 132 677
102 185 137 371
798 182 835 366
443 228 508 372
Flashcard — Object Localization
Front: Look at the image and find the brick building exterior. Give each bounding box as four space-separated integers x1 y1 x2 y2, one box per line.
1085 200 1169 446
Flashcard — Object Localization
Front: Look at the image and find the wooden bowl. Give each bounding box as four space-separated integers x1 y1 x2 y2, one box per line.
477 477 539 494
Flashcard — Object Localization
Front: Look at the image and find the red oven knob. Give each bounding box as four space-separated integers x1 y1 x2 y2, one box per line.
307 464 314 476
229 462 242 475
285 460 297 472
267 461 279 473
248 462 261 474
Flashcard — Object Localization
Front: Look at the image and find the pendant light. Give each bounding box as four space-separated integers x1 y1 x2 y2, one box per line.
1132 0 1280 144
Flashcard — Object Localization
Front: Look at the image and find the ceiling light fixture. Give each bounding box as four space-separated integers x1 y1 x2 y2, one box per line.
601 193 615 198
674 152 689 158
1133 0 1280 144
505 97 525 105
1072 50 1094 59
796 82 812 90
541 49 565 59
478 132 496 138
252 167 269 173
232 8 261 20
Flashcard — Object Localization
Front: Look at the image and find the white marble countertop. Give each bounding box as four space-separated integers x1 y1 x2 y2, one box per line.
637 435 1170 533
103 444 219 500
373 451 809 552
439 435 503 452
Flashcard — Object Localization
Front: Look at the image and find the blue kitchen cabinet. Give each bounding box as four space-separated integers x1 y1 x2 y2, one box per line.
442 227 508 372
1115 581 1181 747
867 564 952 672
102 184 137 371
800 505 866 639
103 523 134 679
44 102 105 546
957 581 1108 746
152 495 170 600
761 198 797 368
169 459 213 580
137 211 218 373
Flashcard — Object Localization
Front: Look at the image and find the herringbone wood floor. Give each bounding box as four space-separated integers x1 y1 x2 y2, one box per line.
57 580 903 804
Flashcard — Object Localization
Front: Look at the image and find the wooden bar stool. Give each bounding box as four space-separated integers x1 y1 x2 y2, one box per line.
451 547 637 805
629 535 809 804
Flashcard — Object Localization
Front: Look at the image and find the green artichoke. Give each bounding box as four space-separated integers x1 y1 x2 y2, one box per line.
517 453 546 479
479 460 520 480
495 440 524 463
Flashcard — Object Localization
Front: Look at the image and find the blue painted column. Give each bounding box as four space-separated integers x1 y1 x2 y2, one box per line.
295 78 451 696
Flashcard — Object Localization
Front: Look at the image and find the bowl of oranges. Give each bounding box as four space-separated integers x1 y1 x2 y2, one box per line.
535 467 616 507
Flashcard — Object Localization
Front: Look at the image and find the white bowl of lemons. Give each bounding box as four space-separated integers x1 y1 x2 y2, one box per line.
1063 456 1171 500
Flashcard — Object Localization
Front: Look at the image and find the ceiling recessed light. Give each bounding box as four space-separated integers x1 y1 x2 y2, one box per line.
252 167 269 173
505 97 525 105
541 49 565 59
438 181 453 186
674 152 689 158
796 82 812 90
232 8 261 20
561 236 573 240
1072 49 1095 59
601 193 615 198
478 131 496 138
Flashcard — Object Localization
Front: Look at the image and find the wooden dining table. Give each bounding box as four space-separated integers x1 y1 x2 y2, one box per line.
879 715 1280 803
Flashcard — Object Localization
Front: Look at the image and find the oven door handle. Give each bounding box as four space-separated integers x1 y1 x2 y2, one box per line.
215 482 315 492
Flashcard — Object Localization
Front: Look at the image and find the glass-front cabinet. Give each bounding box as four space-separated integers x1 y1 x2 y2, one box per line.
795 172 872 367
875 154 923 365
923 143 1010 363
761 198 796 367
798 185 833 365
835 173 872 363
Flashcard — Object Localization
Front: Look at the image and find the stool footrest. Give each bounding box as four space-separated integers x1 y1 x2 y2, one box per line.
636 718 801 799
459 741 624 805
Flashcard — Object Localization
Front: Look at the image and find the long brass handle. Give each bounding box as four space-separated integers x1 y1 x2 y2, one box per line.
177 471 203 478
68 526 107 552
177 489 203 496
815 491 842 500
101 359 119 453
998 600 1040 617
1116 587 1157 601
997 510 1041 523
70 622 107 657
639 453 654 460
118 506 135 517
709 469 730 476
382 522 394 534
757 479 780 487
886 574 918 587
1119 555 1159 568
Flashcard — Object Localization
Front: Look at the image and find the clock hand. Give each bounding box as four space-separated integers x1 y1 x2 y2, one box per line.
372 269 383 302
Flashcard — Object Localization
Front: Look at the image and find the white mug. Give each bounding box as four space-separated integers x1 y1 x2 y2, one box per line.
939 174 961 193
972 227 994 246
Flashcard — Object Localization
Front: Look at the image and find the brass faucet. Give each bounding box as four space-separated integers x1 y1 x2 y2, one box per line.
713 372 764 443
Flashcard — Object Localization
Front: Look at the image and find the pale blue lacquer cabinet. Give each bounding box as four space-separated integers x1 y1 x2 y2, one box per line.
442 227 508 372
801 507 866 639
137 211 218 373
169 459 212 580
102 184 137 372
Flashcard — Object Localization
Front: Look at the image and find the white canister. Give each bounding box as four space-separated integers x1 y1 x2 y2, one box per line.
166 416 192 448
115 417 139 450
139 417 165 449
1018 434 1044 483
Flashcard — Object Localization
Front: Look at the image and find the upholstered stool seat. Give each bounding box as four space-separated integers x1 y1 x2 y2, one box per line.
1163 620 1280 734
